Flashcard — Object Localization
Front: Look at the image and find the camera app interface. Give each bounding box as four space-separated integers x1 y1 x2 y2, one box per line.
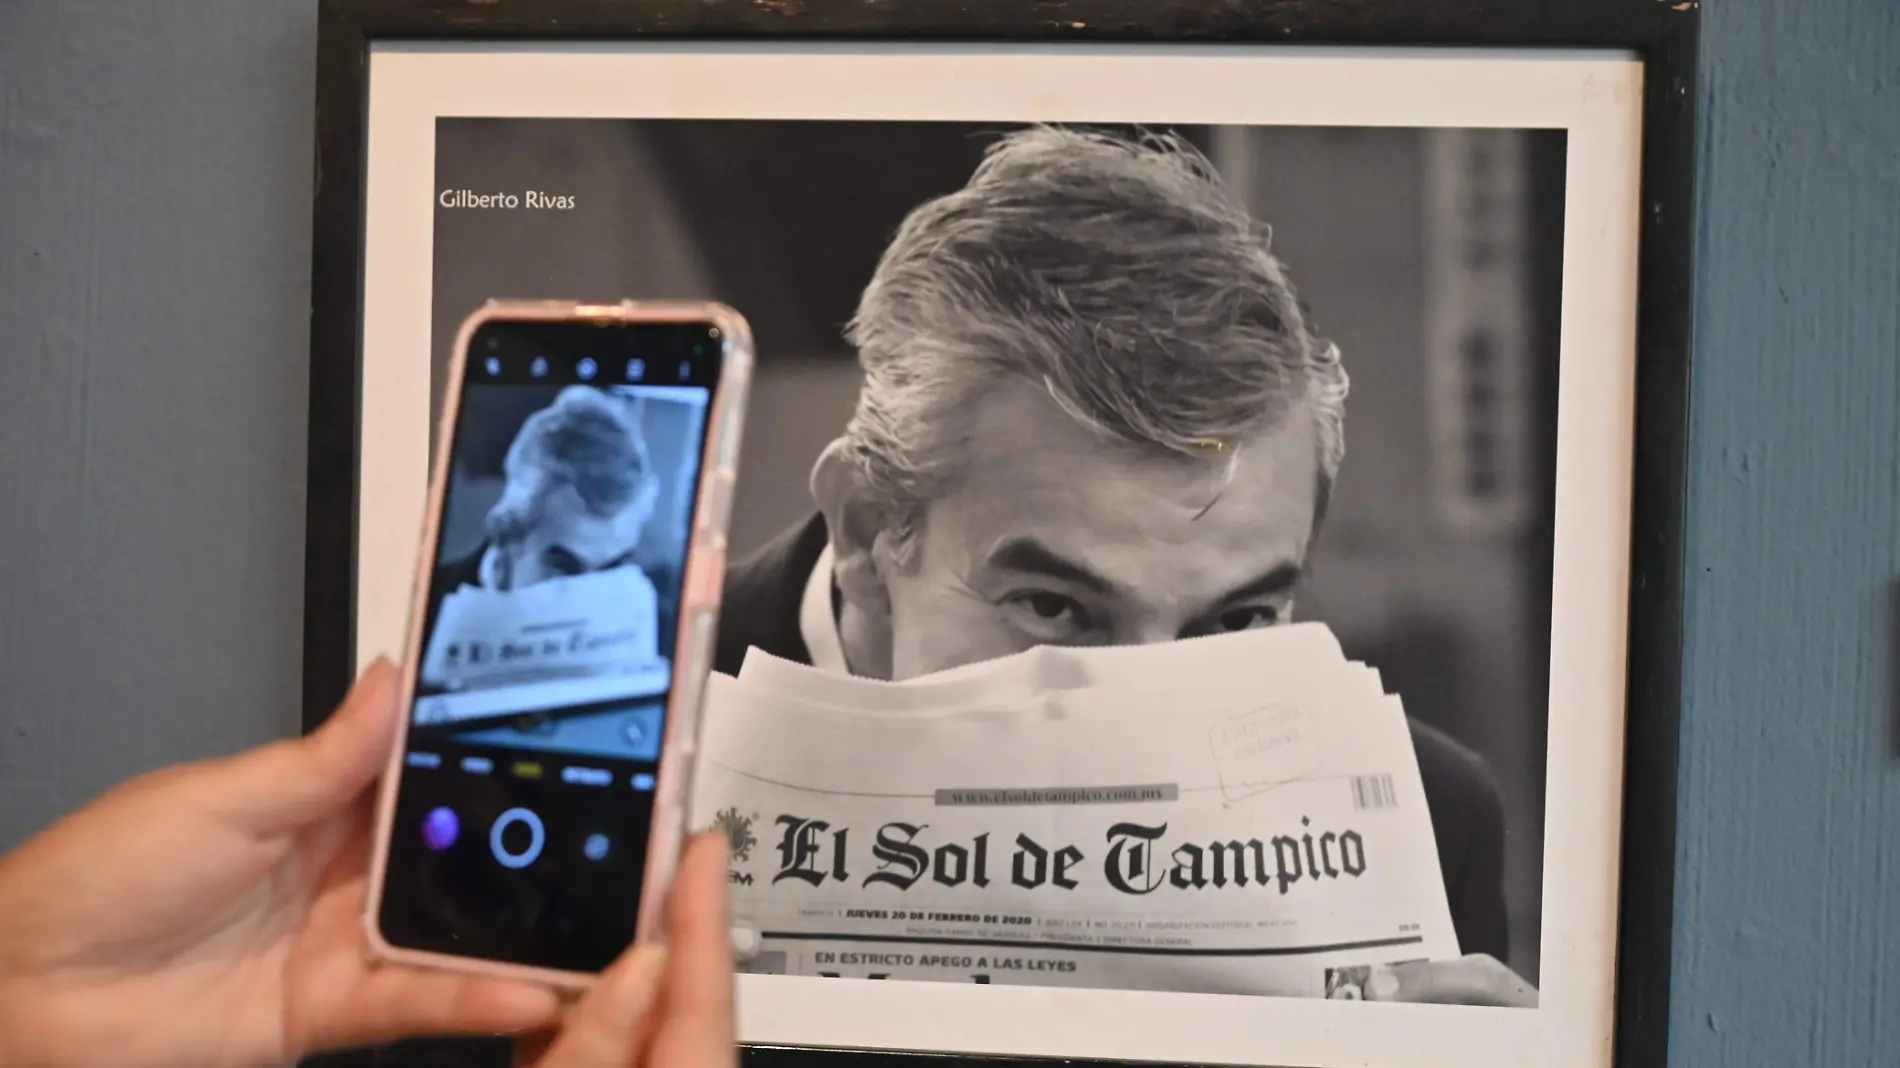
379 317 722 973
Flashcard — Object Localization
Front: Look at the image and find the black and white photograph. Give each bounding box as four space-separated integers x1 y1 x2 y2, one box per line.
431 114 1560 996
342 44 1649 1068
411 380 709 763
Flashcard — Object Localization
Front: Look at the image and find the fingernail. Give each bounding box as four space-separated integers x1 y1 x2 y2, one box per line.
1366 967 1400 1000
344 659 396 703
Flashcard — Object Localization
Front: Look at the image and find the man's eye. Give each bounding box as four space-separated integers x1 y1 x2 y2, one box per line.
1214 606 1280 632
1000 590 1089 638
1022 593 1077 620
544 547 585 575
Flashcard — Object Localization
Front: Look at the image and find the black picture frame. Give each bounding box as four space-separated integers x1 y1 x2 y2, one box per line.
301 3 1698 1067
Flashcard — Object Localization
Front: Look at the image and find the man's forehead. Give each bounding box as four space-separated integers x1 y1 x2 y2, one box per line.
953 384 1317 518
930 382 1320 602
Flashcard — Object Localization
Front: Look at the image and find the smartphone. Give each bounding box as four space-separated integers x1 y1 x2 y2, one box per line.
364 300 752 988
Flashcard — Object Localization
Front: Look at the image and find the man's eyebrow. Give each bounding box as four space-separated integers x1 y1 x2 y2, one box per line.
986 538 1123 598
1214 562 1304 606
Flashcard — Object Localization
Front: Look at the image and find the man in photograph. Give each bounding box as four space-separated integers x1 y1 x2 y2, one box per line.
454 385 662 594
715 126 1536 1007
425 385 669 692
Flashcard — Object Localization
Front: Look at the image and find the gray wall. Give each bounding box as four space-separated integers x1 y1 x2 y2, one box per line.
0 2 317 839
0 2 1895 1066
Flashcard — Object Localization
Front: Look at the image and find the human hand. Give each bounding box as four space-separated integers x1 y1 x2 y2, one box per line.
512 831 735 1068
0 662 563 1068
1363 955 1538 1007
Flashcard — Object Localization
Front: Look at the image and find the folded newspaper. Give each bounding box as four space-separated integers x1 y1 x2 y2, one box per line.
689 624 1461 999
419 565 663 699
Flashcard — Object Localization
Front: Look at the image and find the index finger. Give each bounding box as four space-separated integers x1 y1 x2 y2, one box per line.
648 831 737 1067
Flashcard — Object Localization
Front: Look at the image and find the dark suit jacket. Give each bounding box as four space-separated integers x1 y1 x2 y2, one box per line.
715 513 1512 963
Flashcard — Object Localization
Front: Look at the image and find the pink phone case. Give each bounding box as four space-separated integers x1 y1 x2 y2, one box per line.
360 299 754 991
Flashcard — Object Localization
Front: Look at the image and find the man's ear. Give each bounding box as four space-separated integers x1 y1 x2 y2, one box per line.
810 439 892 618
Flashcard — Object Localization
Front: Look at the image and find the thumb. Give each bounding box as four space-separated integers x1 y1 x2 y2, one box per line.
1366 956 1534 1007
526 944 669 1067
215 660 404 831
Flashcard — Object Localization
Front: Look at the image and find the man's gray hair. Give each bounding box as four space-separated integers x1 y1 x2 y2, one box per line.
490 386 656 538
841 125 1349 556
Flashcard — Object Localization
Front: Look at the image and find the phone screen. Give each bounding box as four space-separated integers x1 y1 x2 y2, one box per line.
377 315 725 973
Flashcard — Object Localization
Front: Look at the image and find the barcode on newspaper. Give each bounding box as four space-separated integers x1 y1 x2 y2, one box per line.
1351 774 1398 811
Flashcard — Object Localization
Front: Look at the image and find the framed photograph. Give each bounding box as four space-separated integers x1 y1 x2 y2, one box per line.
302 3 1696 1068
